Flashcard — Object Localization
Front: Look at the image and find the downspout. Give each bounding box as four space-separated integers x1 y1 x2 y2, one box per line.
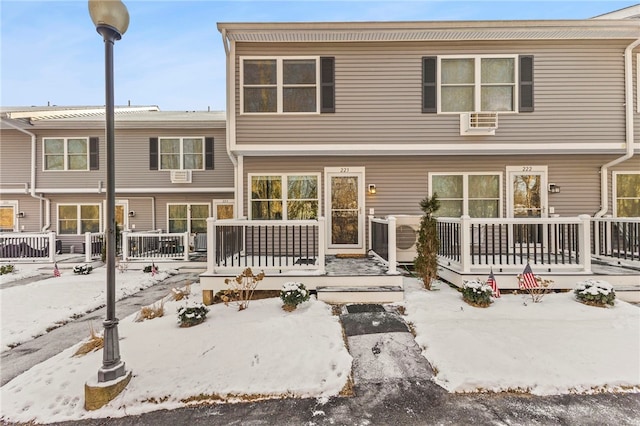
594 37 640 217
221 28 240 218
1 118 51 231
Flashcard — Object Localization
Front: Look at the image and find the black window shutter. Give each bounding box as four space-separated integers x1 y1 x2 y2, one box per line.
422 57 437 113
89 137 99 170
519 55 534 112
320 57 335 113
205 137 214 170
149 137 158 170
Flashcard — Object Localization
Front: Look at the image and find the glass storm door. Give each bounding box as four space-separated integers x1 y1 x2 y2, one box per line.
507 166 548 245
325 167 364 253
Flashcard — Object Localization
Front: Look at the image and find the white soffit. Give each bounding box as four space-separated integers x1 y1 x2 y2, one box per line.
219 21 639 42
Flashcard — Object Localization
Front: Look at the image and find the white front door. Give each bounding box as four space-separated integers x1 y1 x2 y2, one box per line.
507 166 548 245
325 167 365 254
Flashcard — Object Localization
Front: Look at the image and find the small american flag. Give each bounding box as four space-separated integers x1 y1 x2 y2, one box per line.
151 262 157 277
53 263 61 277
487 270 500 298
519 263 538 289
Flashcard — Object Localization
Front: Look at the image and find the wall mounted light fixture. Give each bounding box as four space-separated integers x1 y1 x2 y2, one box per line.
16 211 25 218
548 183 561 193
128 210 136 217
368 184 377 194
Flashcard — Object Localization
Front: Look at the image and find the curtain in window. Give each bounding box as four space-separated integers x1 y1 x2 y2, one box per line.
68 138 88 170
160 138 181 170
168 205 188 233
58 205 78 234
44 139 65 170
183 138 204 170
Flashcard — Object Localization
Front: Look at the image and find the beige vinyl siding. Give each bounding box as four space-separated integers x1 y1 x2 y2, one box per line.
234 40 627 147
0 130 32 186
243 155 640 218
4 128 232 190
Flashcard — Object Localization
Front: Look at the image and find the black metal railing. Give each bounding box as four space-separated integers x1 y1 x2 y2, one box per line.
370 219 389 261
0 232 56 260
592 218 640 261
437 220 461 263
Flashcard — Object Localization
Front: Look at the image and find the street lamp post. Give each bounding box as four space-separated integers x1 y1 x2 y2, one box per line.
88 0 129 383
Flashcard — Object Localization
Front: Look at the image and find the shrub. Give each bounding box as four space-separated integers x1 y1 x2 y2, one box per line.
177 303 209 327
461 279 493 307
574 279 615 307
222 267 264 311
0 264 15 275
169 281 192 301
73 323 103 357
135 300 165 322
280 282 310 311
516 274 554 303
73 264 93 275
414 194 440 290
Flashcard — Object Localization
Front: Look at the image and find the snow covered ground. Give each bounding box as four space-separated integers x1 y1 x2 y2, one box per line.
1 265 176 351
0 273 638 424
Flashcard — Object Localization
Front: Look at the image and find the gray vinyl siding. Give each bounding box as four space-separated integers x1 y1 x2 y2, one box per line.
243 155 640 218
234 40 628 148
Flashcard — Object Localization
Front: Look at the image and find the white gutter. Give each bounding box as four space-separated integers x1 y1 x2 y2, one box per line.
221 28 240 218
1 118 51 231
595 38 640 217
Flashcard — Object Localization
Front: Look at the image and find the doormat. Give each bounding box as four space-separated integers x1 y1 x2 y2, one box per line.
335 254 367 259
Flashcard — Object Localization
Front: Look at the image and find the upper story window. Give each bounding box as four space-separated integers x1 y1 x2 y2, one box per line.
441 56 515 113
241 57 336 114
44 137 99 171
159 137 204 170
423 55 533 114
149 137 214 171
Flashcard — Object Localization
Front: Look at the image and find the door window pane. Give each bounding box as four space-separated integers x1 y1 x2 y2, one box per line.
58 205 78 234
80 205 100 233
616 174 640 217
168 205 188 233
331 177 358 209
216 204 234 220
331 211 358 245
513 175 541 218
0 206 15 231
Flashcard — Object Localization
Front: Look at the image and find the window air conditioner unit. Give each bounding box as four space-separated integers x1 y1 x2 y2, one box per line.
394 215 422 263
460 112 498 136
170 170 192 183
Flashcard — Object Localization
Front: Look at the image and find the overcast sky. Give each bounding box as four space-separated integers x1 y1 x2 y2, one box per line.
1 0 636 111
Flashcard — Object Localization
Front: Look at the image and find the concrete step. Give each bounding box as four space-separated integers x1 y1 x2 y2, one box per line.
316 285 404 304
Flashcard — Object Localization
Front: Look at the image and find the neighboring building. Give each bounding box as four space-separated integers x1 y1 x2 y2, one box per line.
215 14 640 258
0 106 234 253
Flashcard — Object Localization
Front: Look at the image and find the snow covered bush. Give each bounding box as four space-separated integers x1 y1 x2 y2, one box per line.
280 282 310 311
574 279 616 307
177 303 209 327
0 264 14 275
461 279 492 308
73 264 92 275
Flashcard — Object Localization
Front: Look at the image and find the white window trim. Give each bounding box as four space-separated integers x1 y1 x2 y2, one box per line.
612 171 640 217
428 172 503 218
248 173 322 220
57 203 102 235
158 136 206 171
43 137 90 171
637 54 640 113
166 203 211 234
437 54 518 114
0 200 19 232
240 56 321 115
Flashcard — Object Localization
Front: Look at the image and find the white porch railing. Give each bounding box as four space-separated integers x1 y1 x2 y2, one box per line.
0 231 57 262
368 215 397 274
122 231 189 261
206 217 326 274
437 215 594 273
592 216 640 262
